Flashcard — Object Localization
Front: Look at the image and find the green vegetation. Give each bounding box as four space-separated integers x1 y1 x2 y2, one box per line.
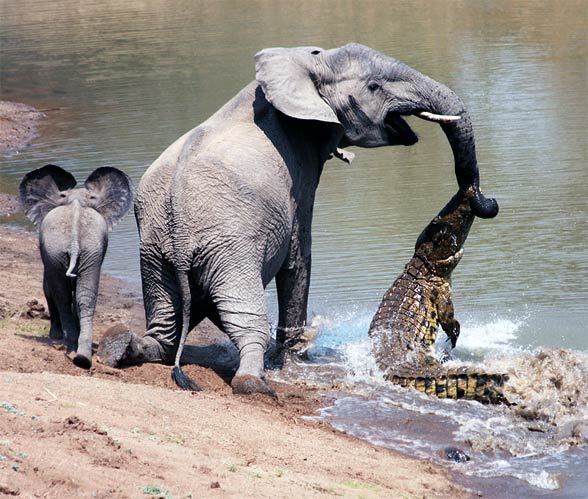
14 320 49 335
0 401 26 416
343 480 381 491
309 482 339 495
142 485 173 499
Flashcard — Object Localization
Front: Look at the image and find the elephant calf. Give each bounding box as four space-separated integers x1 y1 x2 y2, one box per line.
20 164 134 368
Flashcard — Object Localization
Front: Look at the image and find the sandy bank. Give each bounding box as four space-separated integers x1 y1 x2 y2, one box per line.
0 101 45 153
0 100 46 216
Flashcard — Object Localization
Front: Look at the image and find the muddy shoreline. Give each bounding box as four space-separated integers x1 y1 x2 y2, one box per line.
0 100 45 153
0 106 474 497
0 100 46 216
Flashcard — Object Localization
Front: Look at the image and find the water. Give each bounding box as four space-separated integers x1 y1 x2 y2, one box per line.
1 1 586 496
278 312 588 497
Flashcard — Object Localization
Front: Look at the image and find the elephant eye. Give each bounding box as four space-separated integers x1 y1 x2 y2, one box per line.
367 82 381 92
59 193 66 198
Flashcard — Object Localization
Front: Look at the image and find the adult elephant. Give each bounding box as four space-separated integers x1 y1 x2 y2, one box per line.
98 43 498 396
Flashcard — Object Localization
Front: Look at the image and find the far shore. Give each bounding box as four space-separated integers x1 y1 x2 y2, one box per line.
0 100 47 216
0 100 46 152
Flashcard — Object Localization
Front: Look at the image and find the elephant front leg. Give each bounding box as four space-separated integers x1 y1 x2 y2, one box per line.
275 254 317 355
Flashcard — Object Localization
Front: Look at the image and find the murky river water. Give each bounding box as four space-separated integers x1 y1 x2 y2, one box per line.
1 1 586 496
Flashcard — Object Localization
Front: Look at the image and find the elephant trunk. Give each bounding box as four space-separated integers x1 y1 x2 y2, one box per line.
398 65 499 219
438 113 499 219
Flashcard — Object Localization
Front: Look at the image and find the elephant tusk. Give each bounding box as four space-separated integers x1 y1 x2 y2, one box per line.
416 111 461 123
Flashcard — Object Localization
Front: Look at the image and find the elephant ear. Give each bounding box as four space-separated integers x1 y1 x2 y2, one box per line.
19 164 77 227
255 47 342 129
85 167 134 229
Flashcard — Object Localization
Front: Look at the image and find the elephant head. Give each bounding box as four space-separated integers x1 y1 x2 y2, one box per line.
255 43 498 219
20 164 134 229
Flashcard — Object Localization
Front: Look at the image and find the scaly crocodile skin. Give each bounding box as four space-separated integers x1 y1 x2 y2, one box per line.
369 188 507 404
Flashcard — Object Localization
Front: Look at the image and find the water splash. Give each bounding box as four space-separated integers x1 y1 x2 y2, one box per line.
340 338 384 385
457 316 523 354
293 311 588 493
489 347 588 439
513 470 560 491
308 309 372 348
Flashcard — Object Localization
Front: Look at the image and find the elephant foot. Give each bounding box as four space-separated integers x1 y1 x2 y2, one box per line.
49 327 64 340
263 338 285 369
73 339 93 369
96 324 166 368
231 374 277 400
279 325 319 358
73 353 92 370
96 326 134 367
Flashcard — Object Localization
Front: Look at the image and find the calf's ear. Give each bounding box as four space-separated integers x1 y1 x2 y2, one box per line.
85 167 134 228
19 164 77 227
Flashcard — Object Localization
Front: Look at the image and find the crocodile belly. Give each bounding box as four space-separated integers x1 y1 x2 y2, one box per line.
369 274 438 369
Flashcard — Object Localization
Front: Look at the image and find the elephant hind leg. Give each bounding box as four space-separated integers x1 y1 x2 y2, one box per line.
97 254 178 368
43 272 64 339
73 264 103 369
211 277 277 399
45 272 78 351
45 292 63 340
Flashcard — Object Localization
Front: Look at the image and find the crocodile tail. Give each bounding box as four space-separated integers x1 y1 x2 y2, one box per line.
385 369 509 404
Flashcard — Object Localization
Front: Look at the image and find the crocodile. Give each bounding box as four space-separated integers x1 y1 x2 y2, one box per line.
368 187 508 403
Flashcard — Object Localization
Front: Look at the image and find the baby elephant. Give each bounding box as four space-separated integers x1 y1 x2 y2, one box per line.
20 164 134 368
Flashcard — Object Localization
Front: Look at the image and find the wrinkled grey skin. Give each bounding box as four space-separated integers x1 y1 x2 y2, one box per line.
20 164 134 369
98 43 498 396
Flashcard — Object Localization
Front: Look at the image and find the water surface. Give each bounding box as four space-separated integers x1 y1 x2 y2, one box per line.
1 1 586 496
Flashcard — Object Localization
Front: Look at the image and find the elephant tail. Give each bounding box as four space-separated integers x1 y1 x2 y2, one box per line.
66 201 81 278
171 269 202 392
